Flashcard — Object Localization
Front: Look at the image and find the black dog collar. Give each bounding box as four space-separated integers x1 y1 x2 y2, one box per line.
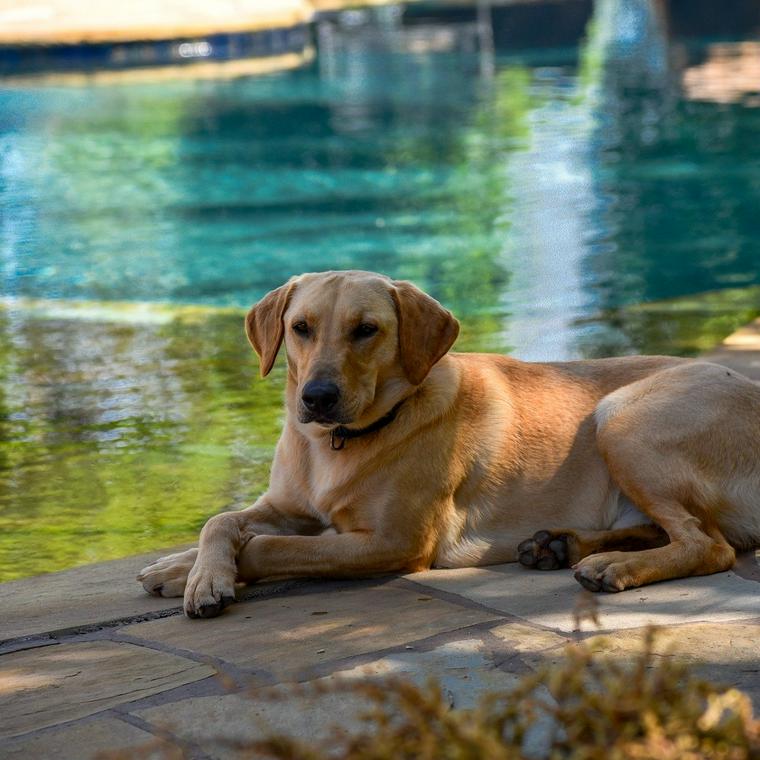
329 400 405 451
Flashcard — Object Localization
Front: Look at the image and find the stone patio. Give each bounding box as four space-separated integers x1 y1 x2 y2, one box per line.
3 319 760 758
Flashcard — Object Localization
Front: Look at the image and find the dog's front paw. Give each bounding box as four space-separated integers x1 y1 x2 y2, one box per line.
137 548 199 597
573 551 634 593
183 562 237 619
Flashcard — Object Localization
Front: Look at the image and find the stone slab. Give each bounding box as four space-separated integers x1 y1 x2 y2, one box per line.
122 583 499 680
3 716 155 760
0 547 190 643
489 620 571 655
703 347 760 380
137 690 368 760
136 625 564 759
0 640 215 738
405 564 760 632
703 317 760 380
326 636 522 710
134 639 518 758
320 620 566 710
724 316 760 347
588 622 760 710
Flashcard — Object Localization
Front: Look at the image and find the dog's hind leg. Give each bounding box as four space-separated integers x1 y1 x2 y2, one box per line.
572 506 735 592
517 524 668 570
571 365 743 592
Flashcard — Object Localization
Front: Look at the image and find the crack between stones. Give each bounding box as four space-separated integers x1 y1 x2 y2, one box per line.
108 709 215 760
0 577 317 654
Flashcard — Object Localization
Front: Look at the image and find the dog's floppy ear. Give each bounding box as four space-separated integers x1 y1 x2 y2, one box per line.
245 280 297 377
391 280 459 386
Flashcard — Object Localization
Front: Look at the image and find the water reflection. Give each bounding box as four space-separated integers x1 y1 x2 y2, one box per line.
684 42 760 105
0 303 283 579
1 1 760 578
576 0 760 355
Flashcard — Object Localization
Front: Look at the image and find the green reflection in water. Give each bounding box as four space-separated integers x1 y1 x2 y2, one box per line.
1 288 758 581
576 286 760 358
0 302 280 580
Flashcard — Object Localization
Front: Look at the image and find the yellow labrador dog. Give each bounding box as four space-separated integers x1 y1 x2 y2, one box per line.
138 270 760 618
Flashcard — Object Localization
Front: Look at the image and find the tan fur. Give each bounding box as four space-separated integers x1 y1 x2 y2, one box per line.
137 271 760 617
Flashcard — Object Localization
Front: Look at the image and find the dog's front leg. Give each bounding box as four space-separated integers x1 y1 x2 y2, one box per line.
182 513 247 619
236 531 425 583
137 496 319 616
182 496 327 618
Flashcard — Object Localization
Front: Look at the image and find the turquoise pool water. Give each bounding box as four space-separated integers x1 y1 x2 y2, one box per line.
1 4 760 579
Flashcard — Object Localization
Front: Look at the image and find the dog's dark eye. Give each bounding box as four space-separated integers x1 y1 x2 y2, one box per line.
292 321 309 336
354 323 378 339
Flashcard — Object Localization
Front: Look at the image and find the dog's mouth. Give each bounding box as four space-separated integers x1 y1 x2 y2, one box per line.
298 410 353 427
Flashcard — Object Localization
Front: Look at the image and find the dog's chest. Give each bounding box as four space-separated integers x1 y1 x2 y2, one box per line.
306 458 360 519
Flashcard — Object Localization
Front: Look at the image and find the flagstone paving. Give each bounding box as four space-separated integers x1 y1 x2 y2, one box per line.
404 564 760 631
2 319 760 758
0 550 189 643
0 640 215 738
3 718 157 760
121 583 499 681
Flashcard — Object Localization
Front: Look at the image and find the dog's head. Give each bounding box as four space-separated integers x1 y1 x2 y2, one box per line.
245 270 459 426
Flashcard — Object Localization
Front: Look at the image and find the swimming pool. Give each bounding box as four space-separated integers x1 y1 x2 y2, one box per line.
1 2 759 579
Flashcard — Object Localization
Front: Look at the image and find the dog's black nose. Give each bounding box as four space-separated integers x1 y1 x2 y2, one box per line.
301 380 340 417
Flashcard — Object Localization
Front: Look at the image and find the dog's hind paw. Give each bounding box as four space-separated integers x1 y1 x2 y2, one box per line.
517 531 569 570
572 552 631 593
